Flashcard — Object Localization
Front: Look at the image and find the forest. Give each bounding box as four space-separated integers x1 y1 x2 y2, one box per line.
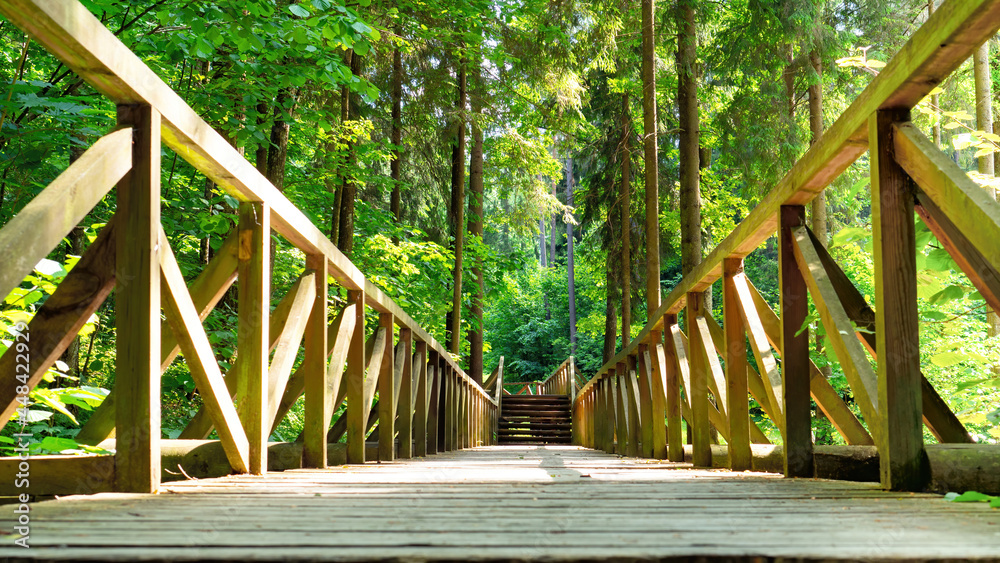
0 0 998 454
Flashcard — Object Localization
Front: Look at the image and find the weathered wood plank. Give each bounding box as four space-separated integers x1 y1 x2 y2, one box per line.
873 110 927 491
160 232 249 473
426 352 440 455
623 360 641 457
744 277 873 446
635 347 654 457
0 128 131 302
804 225 969 444
236 202 269 475
0 455 113 496
780 205 813 478
732 274 785 432
659 317 683 461
398 329 414 458
686 293 711 467
703 312 780 433
377 313 396 461
265 272 315 426
114 104 160 493
346 289 367 464
302 255 329 469
724 257 752 471
790 226 880 432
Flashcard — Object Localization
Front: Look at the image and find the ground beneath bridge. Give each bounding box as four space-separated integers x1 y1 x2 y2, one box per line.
2 445 999 561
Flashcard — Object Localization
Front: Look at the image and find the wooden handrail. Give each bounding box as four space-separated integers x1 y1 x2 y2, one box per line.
577 0 1000 399
0 0 494 408
574 0 997 491
0 0 499 494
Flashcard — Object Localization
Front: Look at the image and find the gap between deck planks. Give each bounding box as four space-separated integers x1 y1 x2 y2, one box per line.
1 445 998 562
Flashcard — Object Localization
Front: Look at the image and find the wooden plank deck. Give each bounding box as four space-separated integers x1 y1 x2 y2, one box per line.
1 445 998 561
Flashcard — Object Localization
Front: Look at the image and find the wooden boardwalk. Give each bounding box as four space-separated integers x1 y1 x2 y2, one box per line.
2 445 999 561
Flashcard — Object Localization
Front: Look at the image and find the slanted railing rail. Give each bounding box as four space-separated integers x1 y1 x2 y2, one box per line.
0 0 497 495
575 0 1000 491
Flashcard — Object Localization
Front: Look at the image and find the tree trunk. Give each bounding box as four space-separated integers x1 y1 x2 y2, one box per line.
255 100 269 175
448 61 467 355
338 50 362 258
267 87 295 193
549 179 558 265
677 0 700 278
60 141 87 380
974 42 1000 354
929 1 941 148
784 44 795 120
538 214 548 267
604 254 618 365
566 157 577 355
620 93 632 348
389 29 404 237
643 0 662 310
467 56 485 384
331 69 351 242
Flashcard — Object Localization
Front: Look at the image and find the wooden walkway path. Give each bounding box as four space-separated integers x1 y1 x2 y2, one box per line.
2 445 999 561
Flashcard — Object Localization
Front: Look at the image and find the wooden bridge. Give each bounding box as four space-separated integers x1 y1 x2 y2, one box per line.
1 0 1000 560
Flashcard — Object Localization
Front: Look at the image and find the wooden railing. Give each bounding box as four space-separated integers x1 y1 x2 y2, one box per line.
539 357 576 398
575 0 1000 491
0 0 497 495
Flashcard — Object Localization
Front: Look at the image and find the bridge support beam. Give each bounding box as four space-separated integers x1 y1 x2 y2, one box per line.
114 104 161 493
871 109 928 491
780 204 813 478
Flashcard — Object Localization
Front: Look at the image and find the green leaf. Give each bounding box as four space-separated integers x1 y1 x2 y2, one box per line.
930 351 965 367
831 227 870 248
950 491 993 503
289 4 310 17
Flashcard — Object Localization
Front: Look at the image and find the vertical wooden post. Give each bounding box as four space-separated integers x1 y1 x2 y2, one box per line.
648 330 668 460
346 289 366 464
871 108 927 491
378 313 395 461
414 340 428 456
663 315 683 462
115 104 161 493
687 292 711 467
597 380 604 452
613 371 626 454
426 351 440 454
398 328 413 458
780 204 813 478
625 356 641 457
458 379 467 449
443 366 454 451
636 344 654 457
303 254 329 468
724 257 752 471
238 201 269 475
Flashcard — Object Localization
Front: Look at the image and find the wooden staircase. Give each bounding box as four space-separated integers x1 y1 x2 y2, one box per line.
498 394 572 444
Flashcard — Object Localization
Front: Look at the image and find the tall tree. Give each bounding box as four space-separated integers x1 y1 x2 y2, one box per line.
974 40 1000 361
643 0 662 309
620 93 632 347
447 61 468 354
566 156 577 355
677 0 701 279
338 50 364 258
390 26 405 235
467 55 486 383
